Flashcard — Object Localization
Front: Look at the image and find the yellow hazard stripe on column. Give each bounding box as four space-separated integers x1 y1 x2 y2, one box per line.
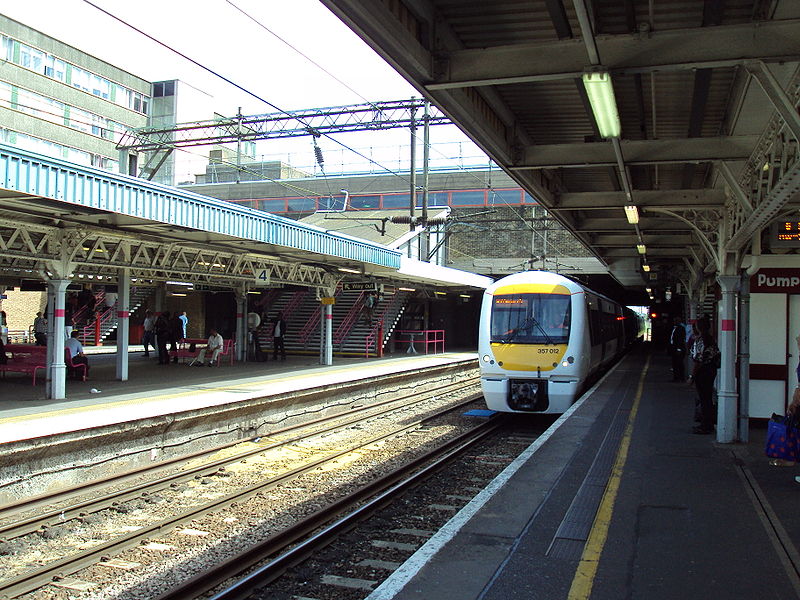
568 356 650 600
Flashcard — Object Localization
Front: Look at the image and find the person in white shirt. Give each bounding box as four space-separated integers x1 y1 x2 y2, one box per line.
195 329 224 366
142 310 155 357
65 330 89 376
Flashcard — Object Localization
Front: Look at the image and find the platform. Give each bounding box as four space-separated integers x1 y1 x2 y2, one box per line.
366 348 800 600
0 349 477 444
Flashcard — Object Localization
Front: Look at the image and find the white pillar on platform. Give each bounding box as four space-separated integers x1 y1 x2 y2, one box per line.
235 288 247 362
717 275 739 443
321 301 333 366
116 269 130 381
46 279 70 400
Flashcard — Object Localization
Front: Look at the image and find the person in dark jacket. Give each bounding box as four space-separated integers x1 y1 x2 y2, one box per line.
669 317 687 381
688 317 719 434
271 312 287 361
155 311 171 365
169 312 183 362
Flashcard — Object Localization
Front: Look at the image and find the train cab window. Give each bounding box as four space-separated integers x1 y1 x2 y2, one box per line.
491 294 571 344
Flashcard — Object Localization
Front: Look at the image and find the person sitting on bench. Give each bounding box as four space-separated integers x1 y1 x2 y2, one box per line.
65 331 90 377
195 329 223 366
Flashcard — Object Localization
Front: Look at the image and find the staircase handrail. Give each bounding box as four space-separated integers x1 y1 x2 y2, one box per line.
262 289 307 337
364 320 384 357
334 291 367 344
298 284 341 344
78 302 115 345
363 292 407 357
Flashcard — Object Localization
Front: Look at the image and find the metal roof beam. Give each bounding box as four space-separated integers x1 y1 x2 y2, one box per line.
514 136 758 169
590 233 695 246
572 217 691 232
601 247 695 258
745 61 800 142
553 189 725 209
428 20 800 90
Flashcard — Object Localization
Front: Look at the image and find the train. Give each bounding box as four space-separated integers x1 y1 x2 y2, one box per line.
478 271 644 414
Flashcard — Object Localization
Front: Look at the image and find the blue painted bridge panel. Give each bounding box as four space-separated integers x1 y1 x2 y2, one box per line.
0 143 401 268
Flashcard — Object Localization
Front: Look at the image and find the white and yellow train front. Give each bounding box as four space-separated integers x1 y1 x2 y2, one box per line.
478 272 590 414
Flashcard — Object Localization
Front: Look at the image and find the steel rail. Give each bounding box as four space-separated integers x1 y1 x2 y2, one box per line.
0 392 483 599
155 415 504 600
0 376 478 541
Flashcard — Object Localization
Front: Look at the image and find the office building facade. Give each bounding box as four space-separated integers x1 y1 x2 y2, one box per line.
0 15 151 172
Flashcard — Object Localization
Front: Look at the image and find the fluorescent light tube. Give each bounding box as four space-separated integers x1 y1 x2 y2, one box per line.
582 71 621 138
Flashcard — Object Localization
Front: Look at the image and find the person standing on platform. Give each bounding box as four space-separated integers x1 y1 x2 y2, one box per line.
669 317 687 381
361 292 376 326
155 311 171 365
64 295 76 341
195 328 224 366
688 317 720 434
272 312 287 361
65 330 90 377
168 312 183 363
142 310 155 357
178 311 189 340
33 311 47 346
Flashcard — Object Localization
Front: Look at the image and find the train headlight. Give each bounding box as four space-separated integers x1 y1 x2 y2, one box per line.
561 356 575 367
482 354 491 363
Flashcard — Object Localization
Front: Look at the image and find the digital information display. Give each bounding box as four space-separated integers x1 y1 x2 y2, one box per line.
772 221 800 248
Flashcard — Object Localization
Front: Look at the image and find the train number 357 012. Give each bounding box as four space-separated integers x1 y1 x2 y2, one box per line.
537 348 560 354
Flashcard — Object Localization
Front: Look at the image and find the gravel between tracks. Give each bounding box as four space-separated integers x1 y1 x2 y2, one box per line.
9 385 483 600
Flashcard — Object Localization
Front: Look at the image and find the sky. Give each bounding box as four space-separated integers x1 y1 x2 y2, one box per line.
2 0 485 174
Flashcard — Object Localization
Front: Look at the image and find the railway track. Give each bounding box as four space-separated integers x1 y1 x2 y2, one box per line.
0 379 482 599
155 415 505 600
0 377 478 540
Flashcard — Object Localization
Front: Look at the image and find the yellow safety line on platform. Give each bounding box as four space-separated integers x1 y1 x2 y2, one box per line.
0 355 471 426
568 356 650 600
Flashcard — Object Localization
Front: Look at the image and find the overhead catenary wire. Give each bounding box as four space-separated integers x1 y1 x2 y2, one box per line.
79 0 411 187
79 0 559 260
223 0 379 110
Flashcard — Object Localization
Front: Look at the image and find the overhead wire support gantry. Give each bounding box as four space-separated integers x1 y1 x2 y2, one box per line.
116 98 450 152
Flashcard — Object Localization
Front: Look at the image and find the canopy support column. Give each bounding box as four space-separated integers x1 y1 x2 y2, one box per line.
116 269 130 381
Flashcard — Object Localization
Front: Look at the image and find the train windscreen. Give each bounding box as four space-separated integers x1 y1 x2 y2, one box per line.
491 293 571 344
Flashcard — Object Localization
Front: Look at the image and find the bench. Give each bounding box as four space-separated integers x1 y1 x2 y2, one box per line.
0 345 87 385
214 339 235 366
65 349 88 381
169 338 207 363
0 344 46 385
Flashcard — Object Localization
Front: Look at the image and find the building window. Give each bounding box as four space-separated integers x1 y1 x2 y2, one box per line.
1 33 149 115
490 189 524 205
349 195 380 209
153 81 176 97
382 193 411 209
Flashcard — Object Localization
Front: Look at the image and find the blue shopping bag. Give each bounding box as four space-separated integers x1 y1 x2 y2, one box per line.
765 415 800 461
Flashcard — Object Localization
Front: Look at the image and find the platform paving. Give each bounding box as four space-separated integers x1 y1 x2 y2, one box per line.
0 347 477 443
368 349 799 600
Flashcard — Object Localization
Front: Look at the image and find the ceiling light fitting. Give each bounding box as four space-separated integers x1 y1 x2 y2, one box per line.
636 244 646 254
582 71 621 138
624 205 639 224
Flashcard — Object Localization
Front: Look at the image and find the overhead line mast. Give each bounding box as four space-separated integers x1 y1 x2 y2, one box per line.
116 98 450 152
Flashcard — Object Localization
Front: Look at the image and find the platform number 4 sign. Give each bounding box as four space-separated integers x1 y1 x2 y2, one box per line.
254 269 270 286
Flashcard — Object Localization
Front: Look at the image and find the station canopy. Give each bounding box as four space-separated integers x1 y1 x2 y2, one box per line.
321 0 800 296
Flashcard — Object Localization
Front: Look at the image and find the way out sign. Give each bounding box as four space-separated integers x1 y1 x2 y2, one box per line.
342 282 378 291
253 269 271 286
